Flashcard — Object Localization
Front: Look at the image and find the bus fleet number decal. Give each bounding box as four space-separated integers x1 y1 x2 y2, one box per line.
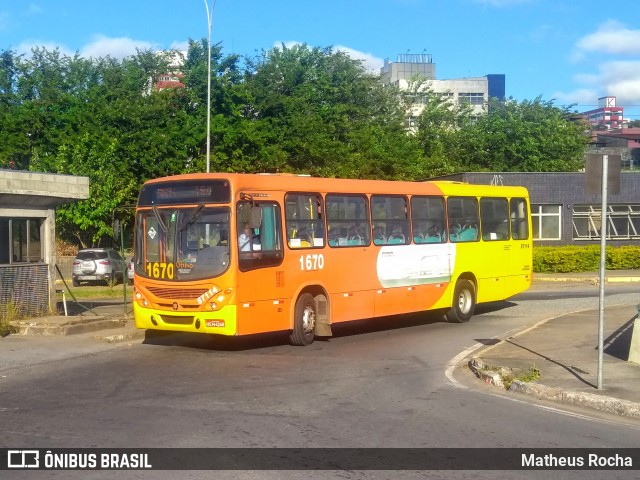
146 262 175 279
299 254 324 271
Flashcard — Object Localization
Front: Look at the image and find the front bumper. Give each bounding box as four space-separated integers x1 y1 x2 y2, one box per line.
133 302 238 336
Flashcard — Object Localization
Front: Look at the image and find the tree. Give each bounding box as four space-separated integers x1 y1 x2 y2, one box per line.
243 43 421 179
415 95 588 174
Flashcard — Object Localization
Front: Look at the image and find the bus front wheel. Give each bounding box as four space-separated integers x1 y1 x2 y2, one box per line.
444 279 476 323
289 293 316 346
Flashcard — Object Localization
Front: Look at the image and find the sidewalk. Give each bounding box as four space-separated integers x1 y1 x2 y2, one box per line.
533 269 640 284
469 303 640 419
466 270 640 420
7 298 142 342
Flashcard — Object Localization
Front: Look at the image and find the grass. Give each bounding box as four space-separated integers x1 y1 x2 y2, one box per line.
500 365 541 390
0 302 21 337
56 281 133 300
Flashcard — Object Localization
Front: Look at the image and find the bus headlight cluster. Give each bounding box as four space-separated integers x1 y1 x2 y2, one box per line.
203 288 233 311
134 289 150 307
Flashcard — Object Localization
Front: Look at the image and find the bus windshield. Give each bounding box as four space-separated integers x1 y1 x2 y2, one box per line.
135 206 230 281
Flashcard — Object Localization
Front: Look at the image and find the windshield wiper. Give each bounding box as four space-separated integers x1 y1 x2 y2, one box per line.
179 204 205 232
152 206 168 233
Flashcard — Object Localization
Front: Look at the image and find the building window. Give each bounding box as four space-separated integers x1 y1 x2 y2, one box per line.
531 204 561 241
573 204 640 240
458 93 484 105
0 218 43 264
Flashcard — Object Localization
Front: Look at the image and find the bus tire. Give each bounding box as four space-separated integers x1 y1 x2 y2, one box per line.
444 279 476 323
289 293 316 346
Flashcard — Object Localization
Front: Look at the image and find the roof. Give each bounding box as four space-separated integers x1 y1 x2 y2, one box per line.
0 170 89 209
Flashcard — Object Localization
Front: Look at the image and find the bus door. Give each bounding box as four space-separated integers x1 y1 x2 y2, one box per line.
476 198 510 301
234 200 289 335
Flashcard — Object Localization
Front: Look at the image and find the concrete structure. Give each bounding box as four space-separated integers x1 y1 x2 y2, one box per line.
0 170 89 318
431 171 640 246
380 53 505 127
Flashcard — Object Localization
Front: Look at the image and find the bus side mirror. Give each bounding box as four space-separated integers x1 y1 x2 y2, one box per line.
250 206 262 229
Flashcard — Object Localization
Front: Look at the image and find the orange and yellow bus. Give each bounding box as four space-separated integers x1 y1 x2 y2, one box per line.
132 173 532 345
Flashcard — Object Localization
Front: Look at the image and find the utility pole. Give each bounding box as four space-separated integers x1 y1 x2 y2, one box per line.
203 0 215 173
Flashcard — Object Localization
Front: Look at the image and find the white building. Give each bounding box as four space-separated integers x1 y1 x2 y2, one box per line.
380 54 505 128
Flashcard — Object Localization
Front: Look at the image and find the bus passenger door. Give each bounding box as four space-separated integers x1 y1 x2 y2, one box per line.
235 200 289 335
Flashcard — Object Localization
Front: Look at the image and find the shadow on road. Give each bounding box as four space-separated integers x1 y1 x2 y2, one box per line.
140 301 520 352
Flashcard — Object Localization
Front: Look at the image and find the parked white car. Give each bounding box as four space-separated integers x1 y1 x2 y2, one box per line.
127 258 134 285
72 248 124 287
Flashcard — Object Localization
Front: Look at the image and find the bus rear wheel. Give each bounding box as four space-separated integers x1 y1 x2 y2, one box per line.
444 279 476 323
289 293 316 346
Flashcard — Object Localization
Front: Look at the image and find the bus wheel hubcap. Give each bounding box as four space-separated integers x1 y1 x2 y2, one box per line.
302 306 316 334
458 291 471 314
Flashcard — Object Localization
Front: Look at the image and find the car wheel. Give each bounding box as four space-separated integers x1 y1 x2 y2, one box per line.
72 278 80 287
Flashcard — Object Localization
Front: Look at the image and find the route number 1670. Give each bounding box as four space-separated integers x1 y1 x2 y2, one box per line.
299 254 325 271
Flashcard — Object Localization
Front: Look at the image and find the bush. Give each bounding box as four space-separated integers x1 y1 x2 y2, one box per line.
533 245 640 273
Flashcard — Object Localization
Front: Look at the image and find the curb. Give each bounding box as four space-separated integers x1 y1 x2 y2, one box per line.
94 328 146 344
534 275 640 284
508 380 640 419
469 357 640 420
13 317 127 336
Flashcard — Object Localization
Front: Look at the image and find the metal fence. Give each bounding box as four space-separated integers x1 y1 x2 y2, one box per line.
57 256 75 281
0 264 50 319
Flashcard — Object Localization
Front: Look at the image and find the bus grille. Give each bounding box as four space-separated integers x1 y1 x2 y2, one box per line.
146 287 208 300
159 315 194 325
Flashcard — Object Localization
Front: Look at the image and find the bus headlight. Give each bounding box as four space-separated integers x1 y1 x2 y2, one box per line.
135 290 150 307
209 302 217 310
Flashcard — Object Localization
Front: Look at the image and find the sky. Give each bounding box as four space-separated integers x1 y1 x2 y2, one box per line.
1 0 640 120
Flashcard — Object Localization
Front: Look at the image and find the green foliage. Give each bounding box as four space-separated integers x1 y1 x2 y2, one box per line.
533 245 640 272
0 43 592 247
0 302 21 336
244 43 416 179
501 365 541 390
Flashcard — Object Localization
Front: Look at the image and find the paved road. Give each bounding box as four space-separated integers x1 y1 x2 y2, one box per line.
1 282 639 479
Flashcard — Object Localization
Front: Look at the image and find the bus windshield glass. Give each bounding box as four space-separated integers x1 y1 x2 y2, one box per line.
135 206 230 281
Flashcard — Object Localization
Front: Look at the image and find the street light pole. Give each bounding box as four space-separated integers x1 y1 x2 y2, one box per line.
203 0 215 173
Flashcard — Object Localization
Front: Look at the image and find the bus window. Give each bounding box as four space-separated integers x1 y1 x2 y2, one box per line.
236 201 284 271
326 194 370 247
371 195 410 245
447 197 479 242
411 196 445 244
285 193 325 248
511 198 529 240
480 198 510 241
